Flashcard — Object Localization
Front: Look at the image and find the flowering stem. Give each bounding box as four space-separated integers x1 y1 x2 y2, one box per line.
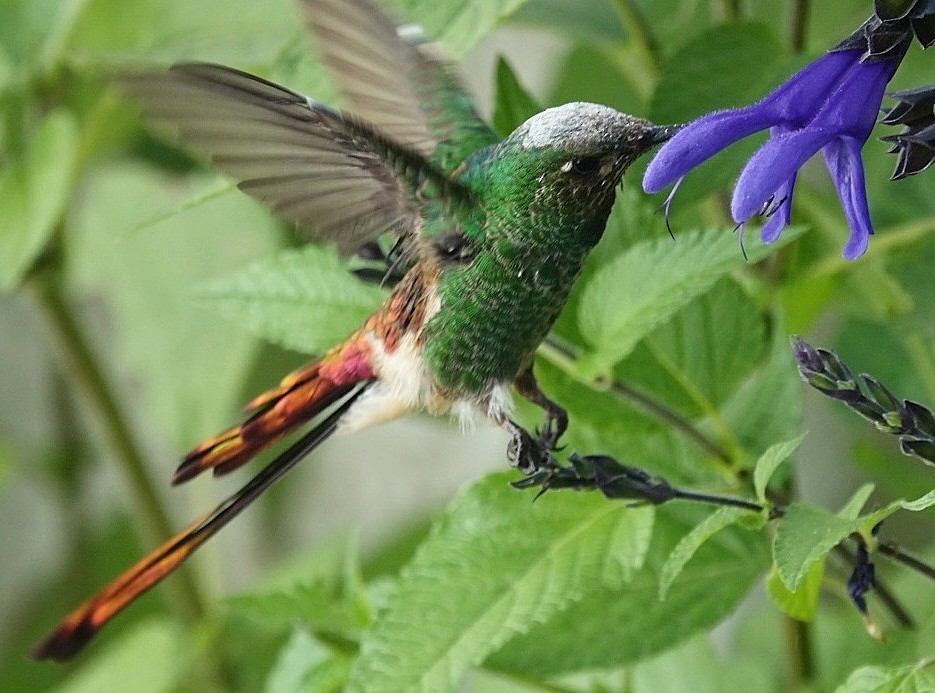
789 0 811 52
26 262 206 627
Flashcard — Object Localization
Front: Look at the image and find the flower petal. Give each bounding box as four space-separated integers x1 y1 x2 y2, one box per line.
642 108 769 192
811 56 901 138
759 173 797 244
732 128 832 222
756 50 857 126
821 137 874 259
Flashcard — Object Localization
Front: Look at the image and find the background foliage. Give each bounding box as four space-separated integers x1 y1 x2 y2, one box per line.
2 0 934 690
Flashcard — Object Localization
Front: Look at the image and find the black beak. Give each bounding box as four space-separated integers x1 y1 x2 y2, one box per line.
642 123 682 147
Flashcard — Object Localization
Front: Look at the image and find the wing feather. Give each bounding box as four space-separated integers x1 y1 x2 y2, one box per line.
122 62 467 254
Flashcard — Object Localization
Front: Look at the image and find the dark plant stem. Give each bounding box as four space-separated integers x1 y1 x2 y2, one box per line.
542 337 732 464
672 488 763 512
27 265 206 626
790 0 811 52
723 0 743 20
609 380 733 464
878 541 935 582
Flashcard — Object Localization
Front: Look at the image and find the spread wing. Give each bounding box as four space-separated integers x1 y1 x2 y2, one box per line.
301 0 498 172
122 63 469 254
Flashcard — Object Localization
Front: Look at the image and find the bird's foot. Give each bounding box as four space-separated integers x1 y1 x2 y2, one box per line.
507 424 557 474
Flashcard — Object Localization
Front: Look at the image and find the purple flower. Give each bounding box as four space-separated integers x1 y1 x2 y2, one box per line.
643 48 902 259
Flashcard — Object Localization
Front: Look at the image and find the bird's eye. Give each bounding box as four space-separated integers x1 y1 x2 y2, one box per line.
566 156 601 176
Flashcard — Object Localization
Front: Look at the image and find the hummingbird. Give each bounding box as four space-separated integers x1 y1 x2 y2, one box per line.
32 0 673 660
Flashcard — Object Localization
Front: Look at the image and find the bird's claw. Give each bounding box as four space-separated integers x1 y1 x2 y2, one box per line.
507 426 556 474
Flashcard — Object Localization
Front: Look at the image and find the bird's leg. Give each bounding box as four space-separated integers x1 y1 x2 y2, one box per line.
503 368 568 474
515 368 568 453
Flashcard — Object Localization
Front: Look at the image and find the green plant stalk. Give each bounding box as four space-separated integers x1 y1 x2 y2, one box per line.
609 0 662 75
783 616 814 688
27 266 206 626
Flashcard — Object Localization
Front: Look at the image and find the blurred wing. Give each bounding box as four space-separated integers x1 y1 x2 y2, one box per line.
302 0 498 172
122 63 465 254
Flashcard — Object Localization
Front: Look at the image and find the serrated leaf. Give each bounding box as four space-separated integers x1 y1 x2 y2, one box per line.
347 473 653 692
487 508 769 676
614 278 766 421
0 110 79 291
576 227 803 377
659 506 747 599
836 659 935 693
753 435 805 502
196 245 386 356
765 560 822 621
227 581 361 637
492 56 541 136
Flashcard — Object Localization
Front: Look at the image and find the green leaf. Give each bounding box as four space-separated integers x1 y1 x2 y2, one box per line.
487 507 769 677
614 278 765 420
659 505 747 599
765 560 823 621
775 484 935 592
773 495 866 592
346 473 654 692
836 659 935 693
839 483 875 520
0 110 79 291
227 581 361 637
753 435 805 503
266 628 350 693
632 634 774 693
50 617 184 693
491 56 541 137
196 245 386 356
720 314 803 460
576 226 804 377
398 0 532 58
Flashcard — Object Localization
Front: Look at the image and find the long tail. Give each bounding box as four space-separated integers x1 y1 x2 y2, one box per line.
32 346 377 660
173 358 365 483
31 383 370 661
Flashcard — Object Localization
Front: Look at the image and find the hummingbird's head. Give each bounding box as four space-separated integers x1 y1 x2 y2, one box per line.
480 103 672 249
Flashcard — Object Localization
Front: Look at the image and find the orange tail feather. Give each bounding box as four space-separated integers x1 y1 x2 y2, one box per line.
173 360 357 484
31 386 369 661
